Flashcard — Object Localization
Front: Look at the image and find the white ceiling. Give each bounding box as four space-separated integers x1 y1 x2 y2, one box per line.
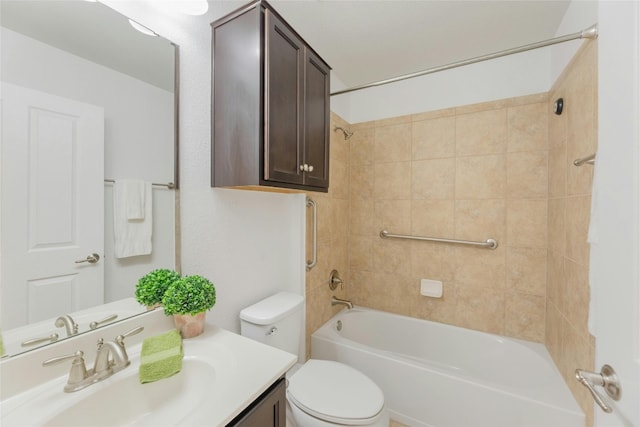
248 0 573 90
2 0 573 94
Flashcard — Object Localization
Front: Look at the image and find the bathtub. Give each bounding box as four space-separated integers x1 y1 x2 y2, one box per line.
311 307 584 427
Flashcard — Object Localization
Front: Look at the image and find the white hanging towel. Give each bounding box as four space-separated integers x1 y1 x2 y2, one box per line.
114 180 152 258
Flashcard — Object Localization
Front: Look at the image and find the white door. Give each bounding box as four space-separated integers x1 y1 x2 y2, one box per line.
588 2 640 426
1 82 104 330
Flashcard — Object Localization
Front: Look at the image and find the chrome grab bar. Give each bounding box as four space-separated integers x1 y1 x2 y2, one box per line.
380 230 498 250
21 333 59 347
306 197 317 271
575 365 621 413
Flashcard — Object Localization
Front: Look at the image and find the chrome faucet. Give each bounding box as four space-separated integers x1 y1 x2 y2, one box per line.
43 326 144 393
55 314 78 336
94 326 144 377
331 296 353 310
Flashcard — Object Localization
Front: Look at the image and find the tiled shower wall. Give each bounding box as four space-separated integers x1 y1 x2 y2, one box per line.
346 93 549 341
305 40 597 425
304 113 352 359
546 41 597 425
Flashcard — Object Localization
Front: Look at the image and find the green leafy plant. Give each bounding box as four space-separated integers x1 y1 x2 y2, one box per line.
135 269 181 307
161 275 216 316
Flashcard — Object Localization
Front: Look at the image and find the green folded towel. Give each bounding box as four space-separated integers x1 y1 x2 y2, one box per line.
139 329 183 384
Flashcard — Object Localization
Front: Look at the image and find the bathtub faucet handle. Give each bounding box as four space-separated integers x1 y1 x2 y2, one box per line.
575 364 621 413
329 270 344 290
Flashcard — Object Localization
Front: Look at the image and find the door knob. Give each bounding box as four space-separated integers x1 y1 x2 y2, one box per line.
75 253 100 264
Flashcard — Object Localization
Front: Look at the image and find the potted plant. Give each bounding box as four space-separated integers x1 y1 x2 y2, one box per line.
162 275 216 338
135 269 181 310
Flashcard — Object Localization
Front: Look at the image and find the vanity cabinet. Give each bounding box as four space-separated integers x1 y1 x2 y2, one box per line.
212 0 331 192
227 377 286 427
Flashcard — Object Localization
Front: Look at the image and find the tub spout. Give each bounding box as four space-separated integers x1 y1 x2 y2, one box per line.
331 296 353 310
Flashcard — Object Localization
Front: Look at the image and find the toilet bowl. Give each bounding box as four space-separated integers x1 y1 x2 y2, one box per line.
287 359 388 427
240 292 389 427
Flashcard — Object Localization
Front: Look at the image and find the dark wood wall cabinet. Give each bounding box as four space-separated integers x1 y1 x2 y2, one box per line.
227 377 286 426
212 0 331 192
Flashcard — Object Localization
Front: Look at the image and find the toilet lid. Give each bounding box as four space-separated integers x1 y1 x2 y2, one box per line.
287 359 384 425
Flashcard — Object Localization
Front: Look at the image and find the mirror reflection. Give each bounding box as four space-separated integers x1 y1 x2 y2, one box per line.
0 0 179 357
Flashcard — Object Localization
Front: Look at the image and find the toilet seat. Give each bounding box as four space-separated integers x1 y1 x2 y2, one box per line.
287 359 385 425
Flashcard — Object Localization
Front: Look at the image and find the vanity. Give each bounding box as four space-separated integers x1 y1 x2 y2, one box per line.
0 308 297 426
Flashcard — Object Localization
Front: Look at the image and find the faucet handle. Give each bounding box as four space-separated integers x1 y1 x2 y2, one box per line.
43 350 91 392
116 326 144 345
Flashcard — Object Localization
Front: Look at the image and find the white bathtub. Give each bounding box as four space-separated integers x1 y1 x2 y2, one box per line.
311 307 584 427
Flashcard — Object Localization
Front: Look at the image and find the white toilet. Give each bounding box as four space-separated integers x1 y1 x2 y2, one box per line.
240 292 389 427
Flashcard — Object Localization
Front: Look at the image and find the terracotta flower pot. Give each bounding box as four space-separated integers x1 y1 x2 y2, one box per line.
173 312 206 338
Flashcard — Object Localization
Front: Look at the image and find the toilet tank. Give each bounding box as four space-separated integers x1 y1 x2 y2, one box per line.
240 292 304 360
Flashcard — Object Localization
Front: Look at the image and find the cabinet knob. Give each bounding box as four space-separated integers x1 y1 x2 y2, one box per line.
300 164 305 171
308 165 314 172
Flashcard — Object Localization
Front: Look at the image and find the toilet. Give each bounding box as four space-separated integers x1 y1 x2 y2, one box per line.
240 292 389 427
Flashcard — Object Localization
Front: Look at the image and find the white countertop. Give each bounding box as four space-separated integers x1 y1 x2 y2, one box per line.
1 311 297 427
187 325 297 426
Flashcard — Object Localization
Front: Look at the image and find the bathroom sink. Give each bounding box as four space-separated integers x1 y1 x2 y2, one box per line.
1 340 234 427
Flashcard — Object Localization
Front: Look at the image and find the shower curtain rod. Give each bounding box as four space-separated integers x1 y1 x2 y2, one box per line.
330 24 598 96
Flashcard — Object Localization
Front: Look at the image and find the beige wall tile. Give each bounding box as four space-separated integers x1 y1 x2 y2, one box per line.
411 199 455 237
349 236 374 271
411 242 456 283
375 123 412 163
350 163 374 199
563 258 591 338
349 127 374 165
412 158 455 200
454 245 506 290
507 102 548 152
507 199 547 248
506 151 548 199
548 144 567 198
456 109 507 156
350 199 375 237
455 286 505 335
456 154 506 199
506 247 547 296
373 239 412 274
565 195 591 266
329 159 349 200
375 162 412 200
548 94 567 152
375 200 411 235
455 199 506 243
505 291 545 342
545 301 563 364
546 251 565 311
547 197 566 254
412 116 456 160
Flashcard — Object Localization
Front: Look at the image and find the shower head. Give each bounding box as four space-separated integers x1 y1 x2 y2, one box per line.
334 126 354 140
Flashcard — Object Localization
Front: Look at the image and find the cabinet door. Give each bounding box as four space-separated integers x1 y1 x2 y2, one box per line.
228 377 286 427
303 49 330 189
264 10 304 185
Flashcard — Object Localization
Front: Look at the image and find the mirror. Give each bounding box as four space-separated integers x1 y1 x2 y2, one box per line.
0 1 179 357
